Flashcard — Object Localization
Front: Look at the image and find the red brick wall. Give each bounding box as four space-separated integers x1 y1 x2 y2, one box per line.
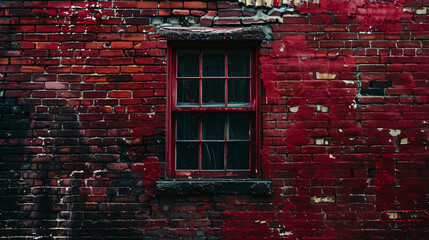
0 0 428 239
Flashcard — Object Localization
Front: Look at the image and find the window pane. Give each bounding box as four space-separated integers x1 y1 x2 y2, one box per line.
227 142 249 170
177 79 199 106
202 142 224 170
228 51 250 77
228 79 250 106
203 51 225 77
176 142 199 170
177 51 200 77
202 79 225 106
177 113 199 140
202 113 224 140
228 114 250 140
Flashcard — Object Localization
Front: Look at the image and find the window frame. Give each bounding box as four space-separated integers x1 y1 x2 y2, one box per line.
167 42 260 178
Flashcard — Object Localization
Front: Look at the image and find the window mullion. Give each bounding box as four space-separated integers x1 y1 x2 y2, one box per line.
225 51 228 108
224 115 227 173
224 51 228 175
199 51 202 108
199 113 202 174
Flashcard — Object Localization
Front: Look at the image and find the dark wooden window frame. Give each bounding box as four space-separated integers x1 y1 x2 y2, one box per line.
167 42 260 178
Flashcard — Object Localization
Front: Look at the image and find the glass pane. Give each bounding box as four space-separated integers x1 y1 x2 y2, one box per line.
228 51 250 77
177 79 199 106
202 114 224 140
202 51 225 77
177 51 199 77
202 79 225 106
202 142 224 170
177 113 199 140
228 114 250 140
176 142 199 170
228 79 250 106
227 142 249 170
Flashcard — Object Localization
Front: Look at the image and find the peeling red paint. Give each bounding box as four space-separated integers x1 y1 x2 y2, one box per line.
297 0 414 31
286 122 310 149
260 56 282 103
1 0 428 239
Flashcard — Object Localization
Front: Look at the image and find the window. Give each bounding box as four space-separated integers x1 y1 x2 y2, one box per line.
167 44 259 178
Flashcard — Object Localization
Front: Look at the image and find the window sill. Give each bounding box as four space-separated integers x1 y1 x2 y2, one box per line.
156 179 272 195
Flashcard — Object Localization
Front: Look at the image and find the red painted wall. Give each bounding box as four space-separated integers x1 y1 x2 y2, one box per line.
0 0 428 239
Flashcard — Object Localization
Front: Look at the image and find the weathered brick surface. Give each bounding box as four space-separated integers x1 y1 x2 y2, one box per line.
0 0 428 239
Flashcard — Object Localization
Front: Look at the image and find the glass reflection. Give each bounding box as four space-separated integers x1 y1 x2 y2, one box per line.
203 51 225 77
202 79 225 106
177 79 199 106
227 142 249 170
228 79 250 106
228 114 250 140
202 142 224 170
228 51 250 77
176 142 199 170
177 113 199 140
202 114 224 140
177 51 199 77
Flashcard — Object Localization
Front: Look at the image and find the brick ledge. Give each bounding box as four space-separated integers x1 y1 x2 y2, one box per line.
156 179 272 195
158 26 266 41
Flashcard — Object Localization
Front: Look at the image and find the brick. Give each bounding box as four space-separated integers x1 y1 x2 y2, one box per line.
172 9 190 16
96 67 120 74
136 1 157 8
10 58 35 65
83 91 106 98
108 91 132 98
113 1 136 8
20 83 44 89
46 1 71 9
100 50 124 57
72 66 95 73
86 58 110 65
58 75 81 82
36 26 60 33
121 66 144 73
72 33 97 41
126 17 150 25
45 82 69 90
84 75 107 82
46 66 70 73
32 90 56 98
21 66 44 73
111 42 133 49
79 113 103 121
110 58 133 65
191 10 206 16
159 9 172 16
134 90 153 97
213 19 241 25
184 1 207 9
218 9 241 17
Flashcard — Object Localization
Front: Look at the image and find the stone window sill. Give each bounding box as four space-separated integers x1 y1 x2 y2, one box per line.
156 179 272 195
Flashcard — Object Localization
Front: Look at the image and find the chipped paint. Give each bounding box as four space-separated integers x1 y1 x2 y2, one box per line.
1 0 428 239
316 72 336 79
289 106 299 112
311 196 334 203
400 138 409 145
389 129 401 137
386 212 400 219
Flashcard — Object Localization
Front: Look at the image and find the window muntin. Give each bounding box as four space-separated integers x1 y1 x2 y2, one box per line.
175 50 252 109
170 47 257 178
175 112 251 171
